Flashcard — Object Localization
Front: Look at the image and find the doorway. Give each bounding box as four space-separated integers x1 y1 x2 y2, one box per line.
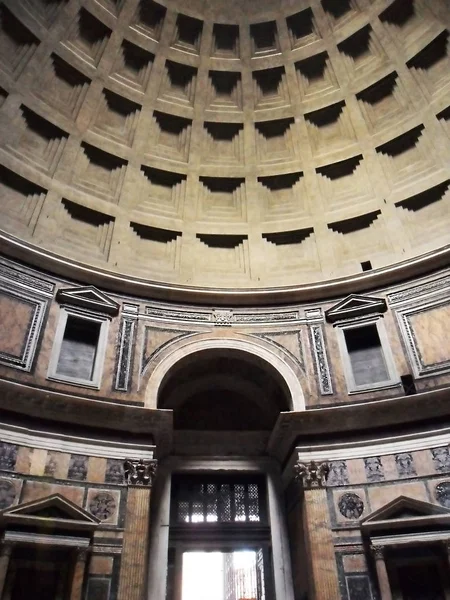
166 474 274 600
180 549 265 600
3 546 71 600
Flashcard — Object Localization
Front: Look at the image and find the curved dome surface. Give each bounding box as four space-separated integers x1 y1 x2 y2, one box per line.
0 0 449 295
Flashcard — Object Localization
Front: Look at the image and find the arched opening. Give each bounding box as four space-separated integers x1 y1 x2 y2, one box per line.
157 348 292 431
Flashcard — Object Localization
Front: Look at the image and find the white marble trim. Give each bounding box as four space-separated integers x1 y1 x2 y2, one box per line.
295 428 450 462
0 422 155 459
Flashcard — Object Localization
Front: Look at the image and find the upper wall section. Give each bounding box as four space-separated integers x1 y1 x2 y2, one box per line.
0 0 449 295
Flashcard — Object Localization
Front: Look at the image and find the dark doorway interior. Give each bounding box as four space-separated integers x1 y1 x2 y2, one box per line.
4 547 71 600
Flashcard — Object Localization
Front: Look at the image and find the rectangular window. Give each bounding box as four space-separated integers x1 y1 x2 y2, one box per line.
344 324 389 386
56 316 101 381
48 308 109 388
336 319 399 393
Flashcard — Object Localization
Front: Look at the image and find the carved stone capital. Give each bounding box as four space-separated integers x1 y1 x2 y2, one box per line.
371 545 385 560
294 460 329 489
124 459 158 487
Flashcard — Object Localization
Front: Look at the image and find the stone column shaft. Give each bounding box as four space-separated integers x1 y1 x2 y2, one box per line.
294 460 340 600
69 549 88 600
118 486 152 600
372 547 393 600
303 487 340 600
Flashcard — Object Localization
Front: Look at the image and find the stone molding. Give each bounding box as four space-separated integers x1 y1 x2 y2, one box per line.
1 232 449 306
325 294 387 324
294 460 330 489
124 459 157 487
0 420 155 460
56 286 120 317
144 334 306 411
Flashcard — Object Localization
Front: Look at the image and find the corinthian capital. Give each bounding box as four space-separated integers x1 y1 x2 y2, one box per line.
294 460 329 489
123 459 158 487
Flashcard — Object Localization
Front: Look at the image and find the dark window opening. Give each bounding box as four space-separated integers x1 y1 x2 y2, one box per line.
401 374 417 395
361 260 372 271
56 316 101 380
344 324 389 386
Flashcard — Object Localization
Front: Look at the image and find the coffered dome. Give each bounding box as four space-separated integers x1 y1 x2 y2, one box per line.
0 0 449 299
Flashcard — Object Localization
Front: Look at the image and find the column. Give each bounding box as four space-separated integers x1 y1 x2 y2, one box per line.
0 541 12 599
294 460 340 600
69 548 89 600
117 459 158 600
371 546 393 600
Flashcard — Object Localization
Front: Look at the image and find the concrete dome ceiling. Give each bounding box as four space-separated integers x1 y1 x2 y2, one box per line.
0 0 449 297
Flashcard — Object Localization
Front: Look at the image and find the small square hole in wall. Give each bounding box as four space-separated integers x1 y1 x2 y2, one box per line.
361 260 372 271
401 374 417 395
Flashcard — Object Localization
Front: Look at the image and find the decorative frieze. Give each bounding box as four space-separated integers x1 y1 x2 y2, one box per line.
0 259 54 296
387 273 450 306
124 459 157 487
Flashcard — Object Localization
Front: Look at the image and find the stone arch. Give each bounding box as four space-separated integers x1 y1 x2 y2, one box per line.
144 332 305 412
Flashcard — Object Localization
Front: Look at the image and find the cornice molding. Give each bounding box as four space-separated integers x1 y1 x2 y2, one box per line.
1 232 449 307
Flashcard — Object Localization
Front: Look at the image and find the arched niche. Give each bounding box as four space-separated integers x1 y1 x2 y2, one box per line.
144 334 305 418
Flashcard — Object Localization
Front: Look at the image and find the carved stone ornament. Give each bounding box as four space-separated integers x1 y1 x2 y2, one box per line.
338 492 364 520
124 459 157 486
0 480 16 510
89 493 116 521
435 481 450 508
213 309 234 326
294 460 330 489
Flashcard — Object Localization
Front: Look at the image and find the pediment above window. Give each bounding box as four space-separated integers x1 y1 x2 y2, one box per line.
361 495 450 535
325 294 387 323
56 286 120 316
0 493 100 531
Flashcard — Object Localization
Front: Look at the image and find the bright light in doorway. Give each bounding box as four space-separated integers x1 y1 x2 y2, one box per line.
182 552 224 600
182 551 257 600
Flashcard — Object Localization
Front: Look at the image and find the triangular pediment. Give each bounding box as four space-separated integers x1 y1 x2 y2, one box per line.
361 496 450 533
325 294 387 323
56 286 120 315
0 494 100 530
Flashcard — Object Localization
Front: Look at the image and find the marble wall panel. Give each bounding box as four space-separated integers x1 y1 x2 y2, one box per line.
89 556 114 576
0 294 34 356
367 480 428 511
22 480 85 505
409 304 450 366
